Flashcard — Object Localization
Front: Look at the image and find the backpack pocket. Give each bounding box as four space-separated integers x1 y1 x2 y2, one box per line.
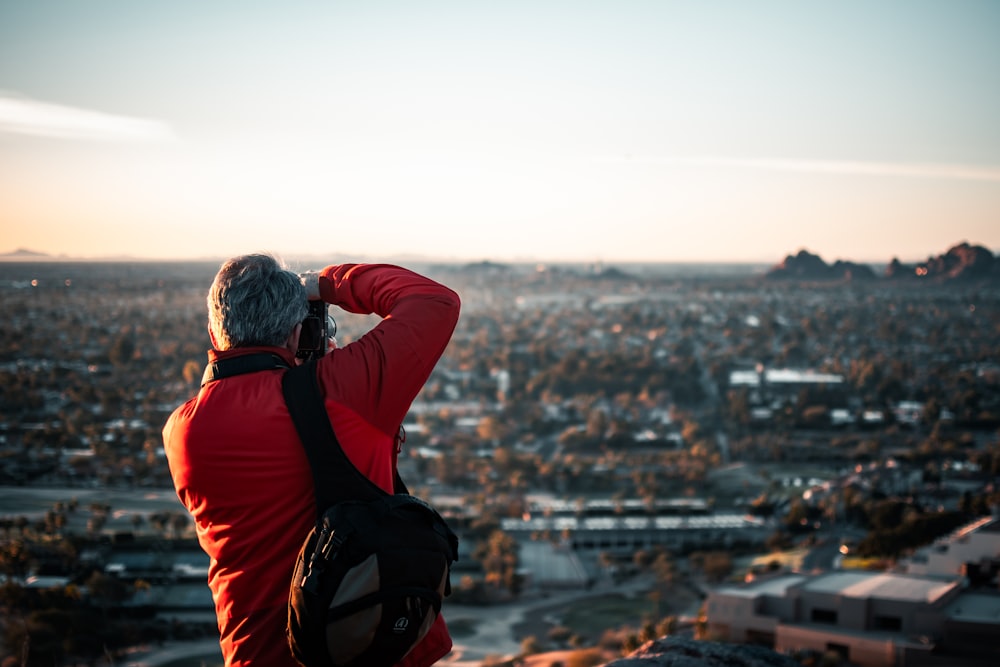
288 496 458 667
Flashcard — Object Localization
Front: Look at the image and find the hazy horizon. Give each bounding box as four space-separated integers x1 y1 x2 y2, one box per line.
3 240 991 269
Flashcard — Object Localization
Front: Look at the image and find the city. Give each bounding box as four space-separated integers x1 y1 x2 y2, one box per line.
1 243 999 667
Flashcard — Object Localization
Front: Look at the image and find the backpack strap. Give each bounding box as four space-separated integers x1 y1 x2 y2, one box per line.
282 361 409 518
201 352 290 385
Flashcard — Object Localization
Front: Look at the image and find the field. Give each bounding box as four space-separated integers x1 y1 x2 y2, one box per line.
513 585 700 645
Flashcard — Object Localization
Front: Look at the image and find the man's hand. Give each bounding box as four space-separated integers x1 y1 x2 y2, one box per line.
299 271 321 301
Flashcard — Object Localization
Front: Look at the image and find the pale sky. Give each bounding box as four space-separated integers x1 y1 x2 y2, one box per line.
1 0 998 264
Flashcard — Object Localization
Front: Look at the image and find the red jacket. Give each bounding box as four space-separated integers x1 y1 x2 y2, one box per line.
163 264 460 667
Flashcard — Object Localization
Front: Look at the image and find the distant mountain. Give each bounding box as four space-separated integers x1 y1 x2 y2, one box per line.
455 260 512 273
587 265 636 281
766 249 876 282
885 241 999 282
766 241 998 284
0 248 51 259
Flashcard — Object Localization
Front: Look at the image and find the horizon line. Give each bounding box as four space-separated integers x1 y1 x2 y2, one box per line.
2 246 993 267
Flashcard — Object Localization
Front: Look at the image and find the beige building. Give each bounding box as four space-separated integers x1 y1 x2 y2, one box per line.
706 570 1000 666
901 516 1000 579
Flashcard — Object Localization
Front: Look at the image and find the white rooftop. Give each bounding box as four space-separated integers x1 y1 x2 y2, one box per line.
714 574 808 598
805 572 959 603
500 513 760 532
730 368 844 386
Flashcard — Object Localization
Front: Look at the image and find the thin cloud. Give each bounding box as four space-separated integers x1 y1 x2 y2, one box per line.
0 93 174 142
596 155 1000 184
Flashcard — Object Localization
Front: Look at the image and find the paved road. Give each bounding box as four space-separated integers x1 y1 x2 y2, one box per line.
124 638 222 667
125 578 663 667
441 576 661 665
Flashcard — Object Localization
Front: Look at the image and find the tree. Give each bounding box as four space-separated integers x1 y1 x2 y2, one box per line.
547 625 573 646
0 539 32 578
477 415 507 445
182 359 202 386
651 551 676 587
585 407 609 440
701 552 734 583
598 551 616 578
169 512 191 538
519 635 543 657
85 571 127 617
108 331 136 366
784 498 809 530
620 633 641 655
473 530 522 596
656 615 678 637
4 614 64 667
765 531 793 553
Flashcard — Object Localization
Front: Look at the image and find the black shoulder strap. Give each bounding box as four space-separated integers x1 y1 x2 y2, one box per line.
282 362 408 517
201 352 290 385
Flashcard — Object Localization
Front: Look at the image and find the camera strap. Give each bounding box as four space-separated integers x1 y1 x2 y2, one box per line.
201 352 291 386
282 360 410 512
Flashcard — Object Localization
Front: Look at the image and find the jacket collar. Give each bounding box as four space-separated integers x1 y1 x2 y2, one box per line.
202 346 297 386
207 345 297 366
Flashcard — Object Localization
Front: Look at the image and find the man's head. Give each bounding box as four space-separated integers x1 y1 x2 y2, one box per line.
207 253 308 350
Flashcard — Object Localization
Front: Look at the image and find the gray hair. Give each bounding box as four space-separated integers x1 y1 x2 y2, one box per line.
207 253 309 350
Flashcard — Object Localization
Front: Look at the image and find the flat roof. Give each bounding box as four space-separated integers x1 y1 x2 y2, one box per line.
805 572 959 603
943 592 1000 625
974 517 1000 534
714 574 807 599
500 513 762 532
729 368 844 386
528 497 710 512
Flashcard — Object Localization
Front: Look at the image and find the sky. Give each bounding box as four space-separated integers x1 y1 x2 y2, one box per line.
1 0 998 264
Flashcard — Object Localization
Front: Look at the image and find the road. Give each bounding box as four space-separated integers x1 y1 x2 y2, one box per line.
124 638 222 667
125 577 664 667
441 575 675 666
801 538 844 572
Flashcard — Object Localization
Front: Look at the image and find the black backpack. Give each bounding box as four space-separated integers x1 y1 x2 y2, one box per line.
281 361 459 667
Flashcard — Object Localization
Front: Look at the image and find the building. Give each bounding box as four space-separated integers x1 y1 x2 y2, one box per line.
705 570 1000 666
500 512 768 557
901 516 1000 581
729 368 845 388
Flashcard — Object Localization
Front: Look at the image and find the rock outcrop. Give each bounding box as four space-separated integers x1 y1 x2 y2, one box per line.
765 249 875 282
603 637 800 667
767 241 998 284
885 241 998 281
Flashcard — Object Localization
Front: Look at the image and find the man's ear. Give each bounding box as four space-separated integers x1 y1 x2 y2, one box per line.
208 325 220 350
284 322 302 355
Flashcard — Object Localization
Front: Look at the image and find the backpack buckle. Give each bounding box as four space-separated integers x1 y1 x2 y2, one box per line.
301 527 347 593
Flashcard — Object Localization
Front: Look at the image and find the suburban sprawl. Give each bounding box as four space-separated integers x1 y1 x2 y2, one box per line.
1 242 999 667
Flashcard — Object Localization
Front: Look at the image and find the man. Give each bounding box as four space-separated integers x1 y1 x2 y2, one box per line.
163 254 460 666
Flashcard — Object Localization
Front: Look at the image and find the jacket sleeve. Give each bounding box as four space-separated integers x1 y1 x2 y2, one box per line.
315 263 461 435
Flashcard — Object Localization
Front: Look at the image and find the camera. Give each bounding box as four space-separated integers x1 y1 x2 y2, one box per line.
296 300 333 361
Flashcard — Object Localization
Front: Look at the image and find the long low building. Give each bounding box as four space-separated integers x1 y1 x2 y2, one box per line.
705 570 1000 667
500 512 769 555
901 516 1000 579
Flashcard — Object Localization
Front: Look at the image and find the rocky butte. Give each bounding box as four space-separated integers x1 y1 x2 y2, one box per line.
765 241 999 283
